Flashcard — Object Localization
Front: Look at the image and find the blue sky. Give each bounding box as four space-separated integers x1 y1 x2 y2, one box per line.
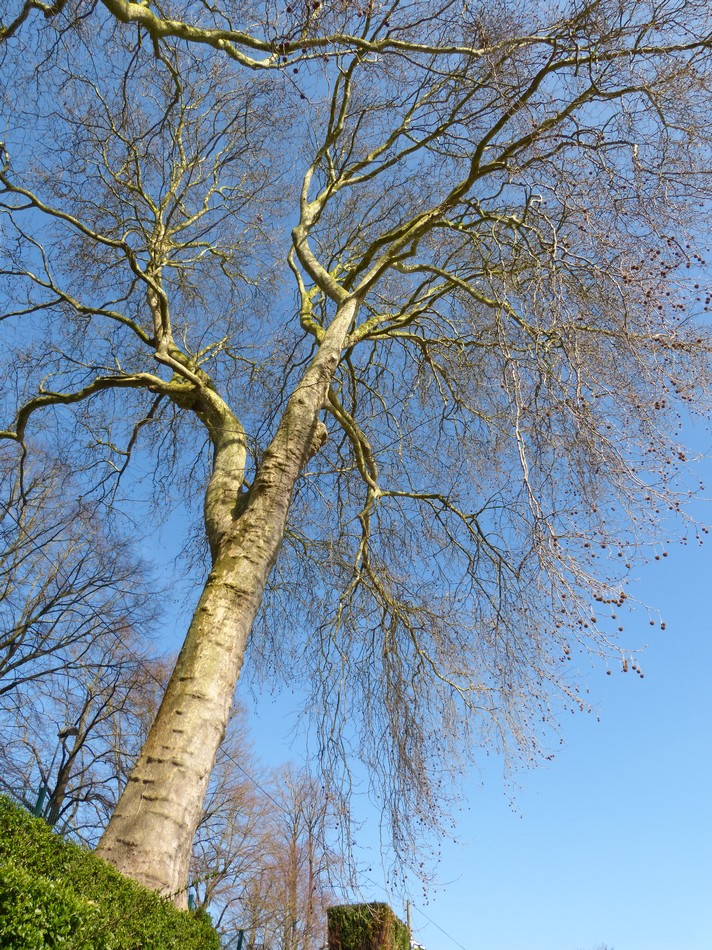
237 471 712 950
403 525 712 950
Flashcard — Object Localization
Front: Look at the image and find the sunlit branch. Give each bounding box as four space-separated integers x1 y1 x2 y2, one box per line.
0 373 178 444
0 0 68 41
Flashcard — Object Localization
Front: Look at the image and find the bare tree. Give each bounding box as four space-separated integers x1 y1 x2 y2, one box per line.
189 717 339 949
256 764 338 950
0 452 154 698
0 632 161 840
189 707 274 933
0 448 160 836
0 0 710 905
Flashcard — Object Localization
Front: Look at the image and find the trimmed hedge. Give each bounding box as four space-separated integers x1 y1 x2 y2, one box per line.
327 903 409 950
0 796 219 949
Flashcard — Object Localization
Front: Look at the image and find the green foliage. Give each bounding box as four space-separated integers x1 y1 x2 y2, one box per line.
0 796 220 949
328 903 409 950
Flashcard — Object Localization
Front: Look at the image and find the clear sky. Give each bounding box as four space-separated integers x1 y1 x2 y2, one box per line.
234 468 712 950
401 523 712 950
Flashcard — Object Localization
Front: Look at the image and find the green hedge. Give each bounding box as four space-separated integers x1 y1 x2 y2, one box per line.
327 903 409 950
0 796 219 949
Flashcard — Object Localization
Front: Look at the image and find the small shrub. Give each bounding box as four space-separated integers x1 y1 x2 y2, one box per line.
328 903 409 950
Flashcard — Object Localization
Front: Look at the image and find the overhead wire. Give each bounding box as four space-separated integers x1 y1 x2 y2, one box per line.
409 899 469 950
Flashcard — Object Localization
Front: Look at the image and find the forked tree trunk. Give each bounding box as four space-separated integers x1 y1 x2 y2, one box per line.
96 300 357 903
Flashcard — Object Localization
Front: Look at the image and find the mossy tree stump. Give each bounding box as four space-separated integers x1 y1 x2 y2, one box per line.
328 903 409 950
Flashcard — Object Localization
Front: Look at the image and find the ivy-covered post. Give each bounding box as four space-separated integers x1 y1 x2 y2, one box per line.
327 903 410 950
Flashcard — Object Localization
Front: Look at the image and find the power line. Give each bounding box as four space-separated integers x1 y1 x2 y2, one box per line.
409 899 468 950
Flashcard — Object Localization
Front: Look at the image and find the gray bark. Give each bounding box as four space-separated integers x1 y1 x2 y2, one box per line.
96 300 358 903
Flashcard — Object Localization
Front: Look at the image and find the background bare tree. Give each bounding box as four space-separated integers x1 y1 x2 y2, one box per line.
188 709 273 932
0 640 161 839
0 0 710 903
189 716 339 949
0 452 153 698
0 446 162 836
258 764 338 950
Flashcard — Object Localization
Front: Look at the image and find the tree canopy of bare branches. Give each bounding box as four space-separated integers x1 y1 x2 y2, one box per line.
0 0 710 904
0 448 160 836
0 453 154 698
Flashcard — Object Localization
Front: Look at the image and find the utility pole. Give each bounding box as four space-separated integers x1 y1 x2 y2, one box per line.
406 900 412 948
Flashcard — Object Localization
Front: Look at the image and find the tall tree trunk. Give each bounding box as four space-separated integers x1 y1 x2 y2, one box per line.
96 300 358 903
306 839 315 950
47 737 79 826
